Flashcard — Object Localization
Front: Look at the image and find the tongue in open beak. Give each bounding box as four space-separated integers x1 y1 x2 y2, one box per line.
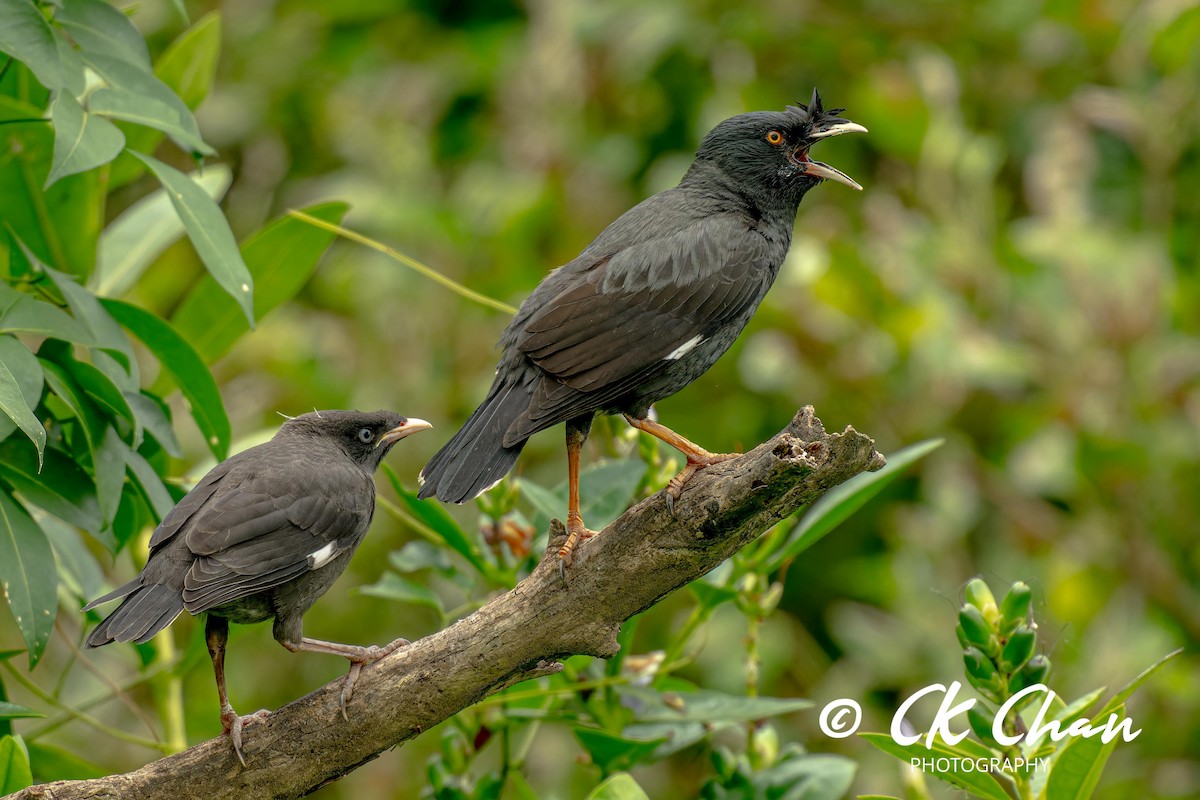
792 120 868 191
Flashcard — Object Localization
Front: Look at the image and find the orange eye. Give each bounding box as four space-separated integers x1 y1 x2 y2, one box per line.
766 130 783 145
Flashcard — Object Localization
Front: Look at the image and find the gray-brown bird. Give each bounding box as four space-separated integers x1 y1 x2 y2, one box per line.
84 410 432 764
418 91 865 576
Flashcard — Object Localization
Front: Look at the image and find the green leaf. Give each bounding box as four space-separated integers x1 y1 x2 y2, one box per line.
172 202 349 362
132 153 254 325
687 578 739 609
860 732 1012 800
573 727 668 774
765 439 943 572
56 0 152 69
38 512 105 601
95 165 232 297
357 573 445 619
518 459 644 532
60 356 134 425
125 392 182 458
1093 648 1180 720
0 98 104 276
87 88 211 157
0 735 33 795
45 91 125 188
585 773 651 800
154 12 221 110
101 298 230 460
0 490 58 669
40 265 134 372
1042 707 1122 800
0 703 41 721
390 541 454 573
382 464 493 578
0 283 94 346
754 752 856 800
82 53 209 155
0 335 46 466
118 441 175 521
619 686 811 723
0 439 100 533
0 1 68 91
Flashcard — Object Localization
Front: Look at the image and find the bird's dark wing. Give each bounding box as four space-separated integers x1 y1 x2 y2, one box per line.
512 215 773 433
175 459 373 614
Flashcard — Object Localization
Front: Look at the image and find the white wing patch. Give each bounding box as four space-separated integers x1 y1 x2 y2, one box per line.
665 335 704 360
308 542 339 570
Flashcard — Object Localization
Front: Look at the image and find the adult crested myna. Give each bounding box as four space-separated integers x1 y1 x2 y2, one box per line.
85 410 432 764
418 90 865 576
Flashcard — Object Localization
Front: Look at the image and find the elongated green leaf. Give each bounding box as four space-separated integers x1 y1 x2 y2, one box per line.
860 732 1012 800
38 512 105 601
619 686 811 723
357 573 445 620
0 703 41 721
118 441 175 521
0 1 67 91
40 265 133 371
755 753 855 800
0 439 100 533
132 153 254 325
56 0 151 69
61 357 134 425
765 439 943 573
0 284 93 346
574 727 667 774
518 459 643 533
383 464 493 577
0 490 58 669
586 773 650 800
172 202 348 362
88 88 211 156
95 166 231 297
154 12 220 110
45 92 125 188
1094 649 1180 719
1042 707 1122 800
101 299 230 460
125 392 182 458
0 734 32 794
0 336 45 464
82 54 209 154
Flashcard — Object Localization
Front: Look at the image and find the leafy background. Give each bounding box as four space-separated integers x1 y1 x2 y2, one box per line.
1 0 1198 798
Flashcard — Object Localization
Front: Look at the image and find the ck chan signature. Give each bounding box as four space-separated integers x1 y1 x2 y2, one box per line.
818 680 1141 746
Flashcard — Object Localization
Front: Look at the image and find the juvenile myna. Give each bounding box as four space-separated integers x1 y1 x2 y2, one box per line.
85 410 432 764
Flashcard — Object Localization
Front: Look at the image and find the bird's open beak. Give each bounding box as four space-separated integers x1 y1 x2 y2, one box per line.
790 121 868 191
378 418 433 447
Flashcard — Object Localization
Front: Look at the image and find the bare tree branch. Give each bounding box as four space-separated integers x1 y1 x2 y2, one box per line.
11 407 884 800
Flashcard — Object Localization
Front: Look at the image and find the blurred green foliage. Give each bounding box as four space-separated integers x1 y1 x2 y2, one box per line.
1 0 1198 797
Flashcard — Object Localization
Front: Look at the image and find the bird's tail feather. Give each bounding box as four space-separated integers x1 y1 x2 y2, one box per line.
85 583 185 647
419 374 534 503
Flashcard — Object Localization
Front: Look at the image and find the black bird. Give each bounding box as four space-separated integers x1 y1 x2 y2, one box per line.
418 91 866 573
84 410 432 764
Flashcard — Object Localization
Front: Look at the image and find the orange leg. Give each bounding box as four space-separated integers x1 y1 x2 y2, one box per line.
558 421 596 585
624 414 739 506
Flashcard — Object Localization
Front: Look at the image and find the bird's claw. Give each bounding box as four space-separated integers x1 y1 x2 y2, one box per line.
340 639 409 719
222 707 270 767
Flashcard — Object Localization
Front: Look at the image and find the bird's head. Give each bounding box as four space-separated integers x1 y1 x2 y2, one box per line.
692 89 867 204
281 410 432 471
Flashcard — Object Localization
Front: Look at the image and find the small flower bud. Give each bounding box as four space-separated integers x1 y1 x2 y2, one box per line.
967 705 1000 747
1000 625 1037 673
958 605 998 655
965 578 1000 624
999 582 1032 635
1009 654 1052 695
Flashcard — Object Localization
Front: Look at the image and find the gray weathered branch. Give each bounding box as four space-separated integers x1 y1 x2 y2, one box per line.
11 407 884 800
